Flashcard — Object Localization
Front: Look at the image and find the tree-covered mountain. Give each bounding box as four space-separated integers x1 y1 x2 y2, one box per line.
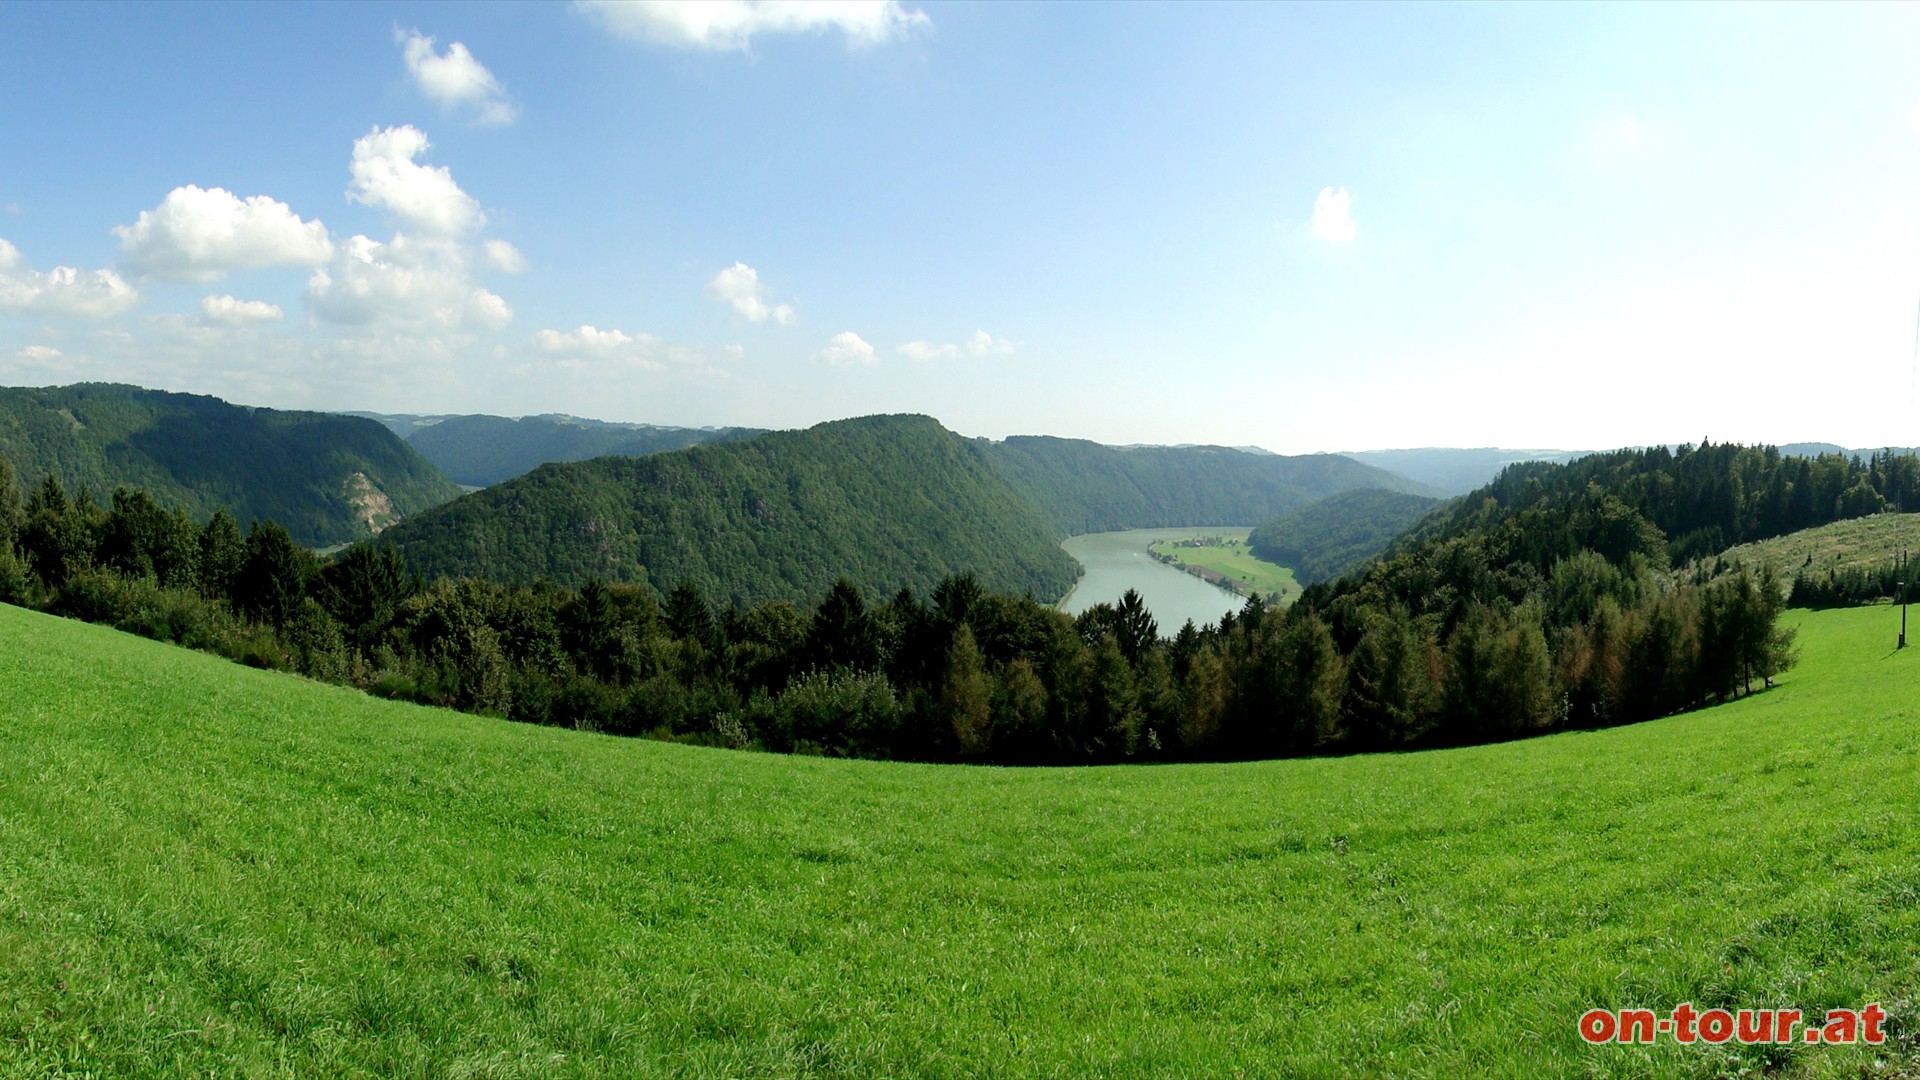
360 413 761 488
981 436 1433 535
378 414 1080 605
1248 488 1441 585
0 384 459 547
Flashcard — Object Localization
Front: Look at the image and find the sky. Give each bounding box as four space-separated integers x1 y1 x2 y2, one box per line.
5 2 1920 454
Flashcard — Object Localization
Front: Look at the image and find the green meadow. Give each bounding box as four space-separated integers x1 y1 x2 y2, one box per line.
1147 529 1302 605
2 601 1917 1077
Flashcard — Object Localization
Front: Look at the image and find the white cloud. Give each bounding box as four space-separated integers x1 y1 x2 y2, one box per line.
16 345 62 362
896 340 951 361
534 323 661 366
397 29 518 126
3 204 20 216
532 324 728 372
115 185 332 282
306 233 511 331
812 330 875 367
706 262 795 324
348 126 485 236
199 294 284 326
896 329 1016 361
483 238 528 273
1310 187 1355 244
0 238 139 318
578 0 929 51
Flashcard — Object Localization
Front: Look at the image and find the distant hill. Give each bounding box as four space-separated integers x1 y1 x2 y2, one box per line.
347 411 761 487
983 436 1433 535
0 383 459 547
378 414 1079 605
1247 488 1442 585
1393 441 1920 567
1338 448 1589 497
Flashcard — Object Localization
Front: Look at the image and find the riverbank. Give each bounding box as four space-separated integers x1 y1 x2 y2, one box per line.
1147 530 1300 605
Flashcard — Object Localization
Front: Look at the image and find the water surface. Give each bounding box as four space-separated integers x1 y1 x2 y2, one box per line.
1058 528 1250 633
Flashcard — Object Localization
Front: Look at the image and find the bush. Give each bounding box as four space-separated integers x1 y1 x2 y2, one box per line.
762 670 901 757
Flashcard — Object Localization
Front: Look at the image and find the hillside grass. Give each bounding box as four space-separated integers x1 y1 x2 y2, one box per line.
1 602 1917 1077
1709 512 1920 583
1147 529 1302 604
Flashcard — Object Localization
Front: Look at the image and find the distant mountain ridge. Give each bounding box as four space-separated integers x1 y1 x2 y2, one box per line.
0 383 459 547
375 415 1439 606
1337 448 1590 497
985 436 1435 535
378 414 1081 605
347 411 761 487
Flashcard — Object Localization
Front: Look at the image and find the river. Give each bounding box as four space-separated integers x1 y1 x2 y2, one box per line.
1057 528 1251 633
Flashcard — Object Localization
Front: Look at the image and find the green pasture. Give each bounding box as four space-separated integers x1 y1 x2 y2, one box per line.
1147 530 1302 605
1 602 1917 1077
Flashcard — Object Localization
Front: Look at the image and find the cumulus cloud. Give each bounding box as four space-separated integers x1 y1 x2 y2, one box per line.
534 324 661 366
397 29 518 125
812 330 875 367
114 185 332 282
706 262 795 324
483 238 528 273
306 233 511 331
16 345 62 362
1310 187 1355 244
578 0 929 51
897 329 1016 361
0 238 139 318
199 294 284 326
348 126 486 236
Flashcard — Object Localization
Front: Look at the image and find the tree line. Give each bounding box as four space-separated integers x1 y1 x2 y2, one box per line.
1402 442 1920 568
0 455 1800 765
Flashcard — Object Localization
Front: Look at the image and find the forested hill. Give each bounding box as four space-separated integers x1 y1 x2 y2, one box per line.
1396 441 1920 566
377 414 1080 605
383 414 761 487
0 384 459 547
1248 488 1441 585
982 436 1433 535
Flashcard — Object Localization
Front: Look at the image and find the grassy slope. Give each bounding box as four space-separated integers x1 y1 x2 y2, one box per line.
1709 512 1920 580
2 604 1917 1078
1146 529 1302 604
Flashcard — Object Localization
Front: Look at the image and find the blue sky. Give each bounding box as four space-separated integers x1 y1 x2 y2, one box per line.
4 2 1920 453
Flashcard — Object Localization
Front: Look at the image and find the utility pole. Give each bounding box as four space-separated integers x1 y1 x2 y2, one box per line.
1901 548 1909 650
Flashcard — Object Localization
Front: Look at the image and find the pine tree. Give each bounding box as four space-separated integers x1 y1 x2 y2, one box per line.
939 624 993 758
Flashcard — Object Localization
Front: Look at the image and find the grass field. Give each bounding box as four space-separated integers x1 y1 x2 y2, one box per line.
1708 512 1920 583
1147 529 1302 605
2 602 1918 1077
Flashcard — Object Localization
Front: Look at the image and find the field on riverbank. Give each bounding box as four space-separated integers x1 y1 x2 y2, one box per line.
1148 529 1301 605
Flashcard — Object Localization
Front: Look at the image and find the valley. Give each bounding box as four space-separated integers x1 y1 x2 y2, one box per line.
7 8 1914 1075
